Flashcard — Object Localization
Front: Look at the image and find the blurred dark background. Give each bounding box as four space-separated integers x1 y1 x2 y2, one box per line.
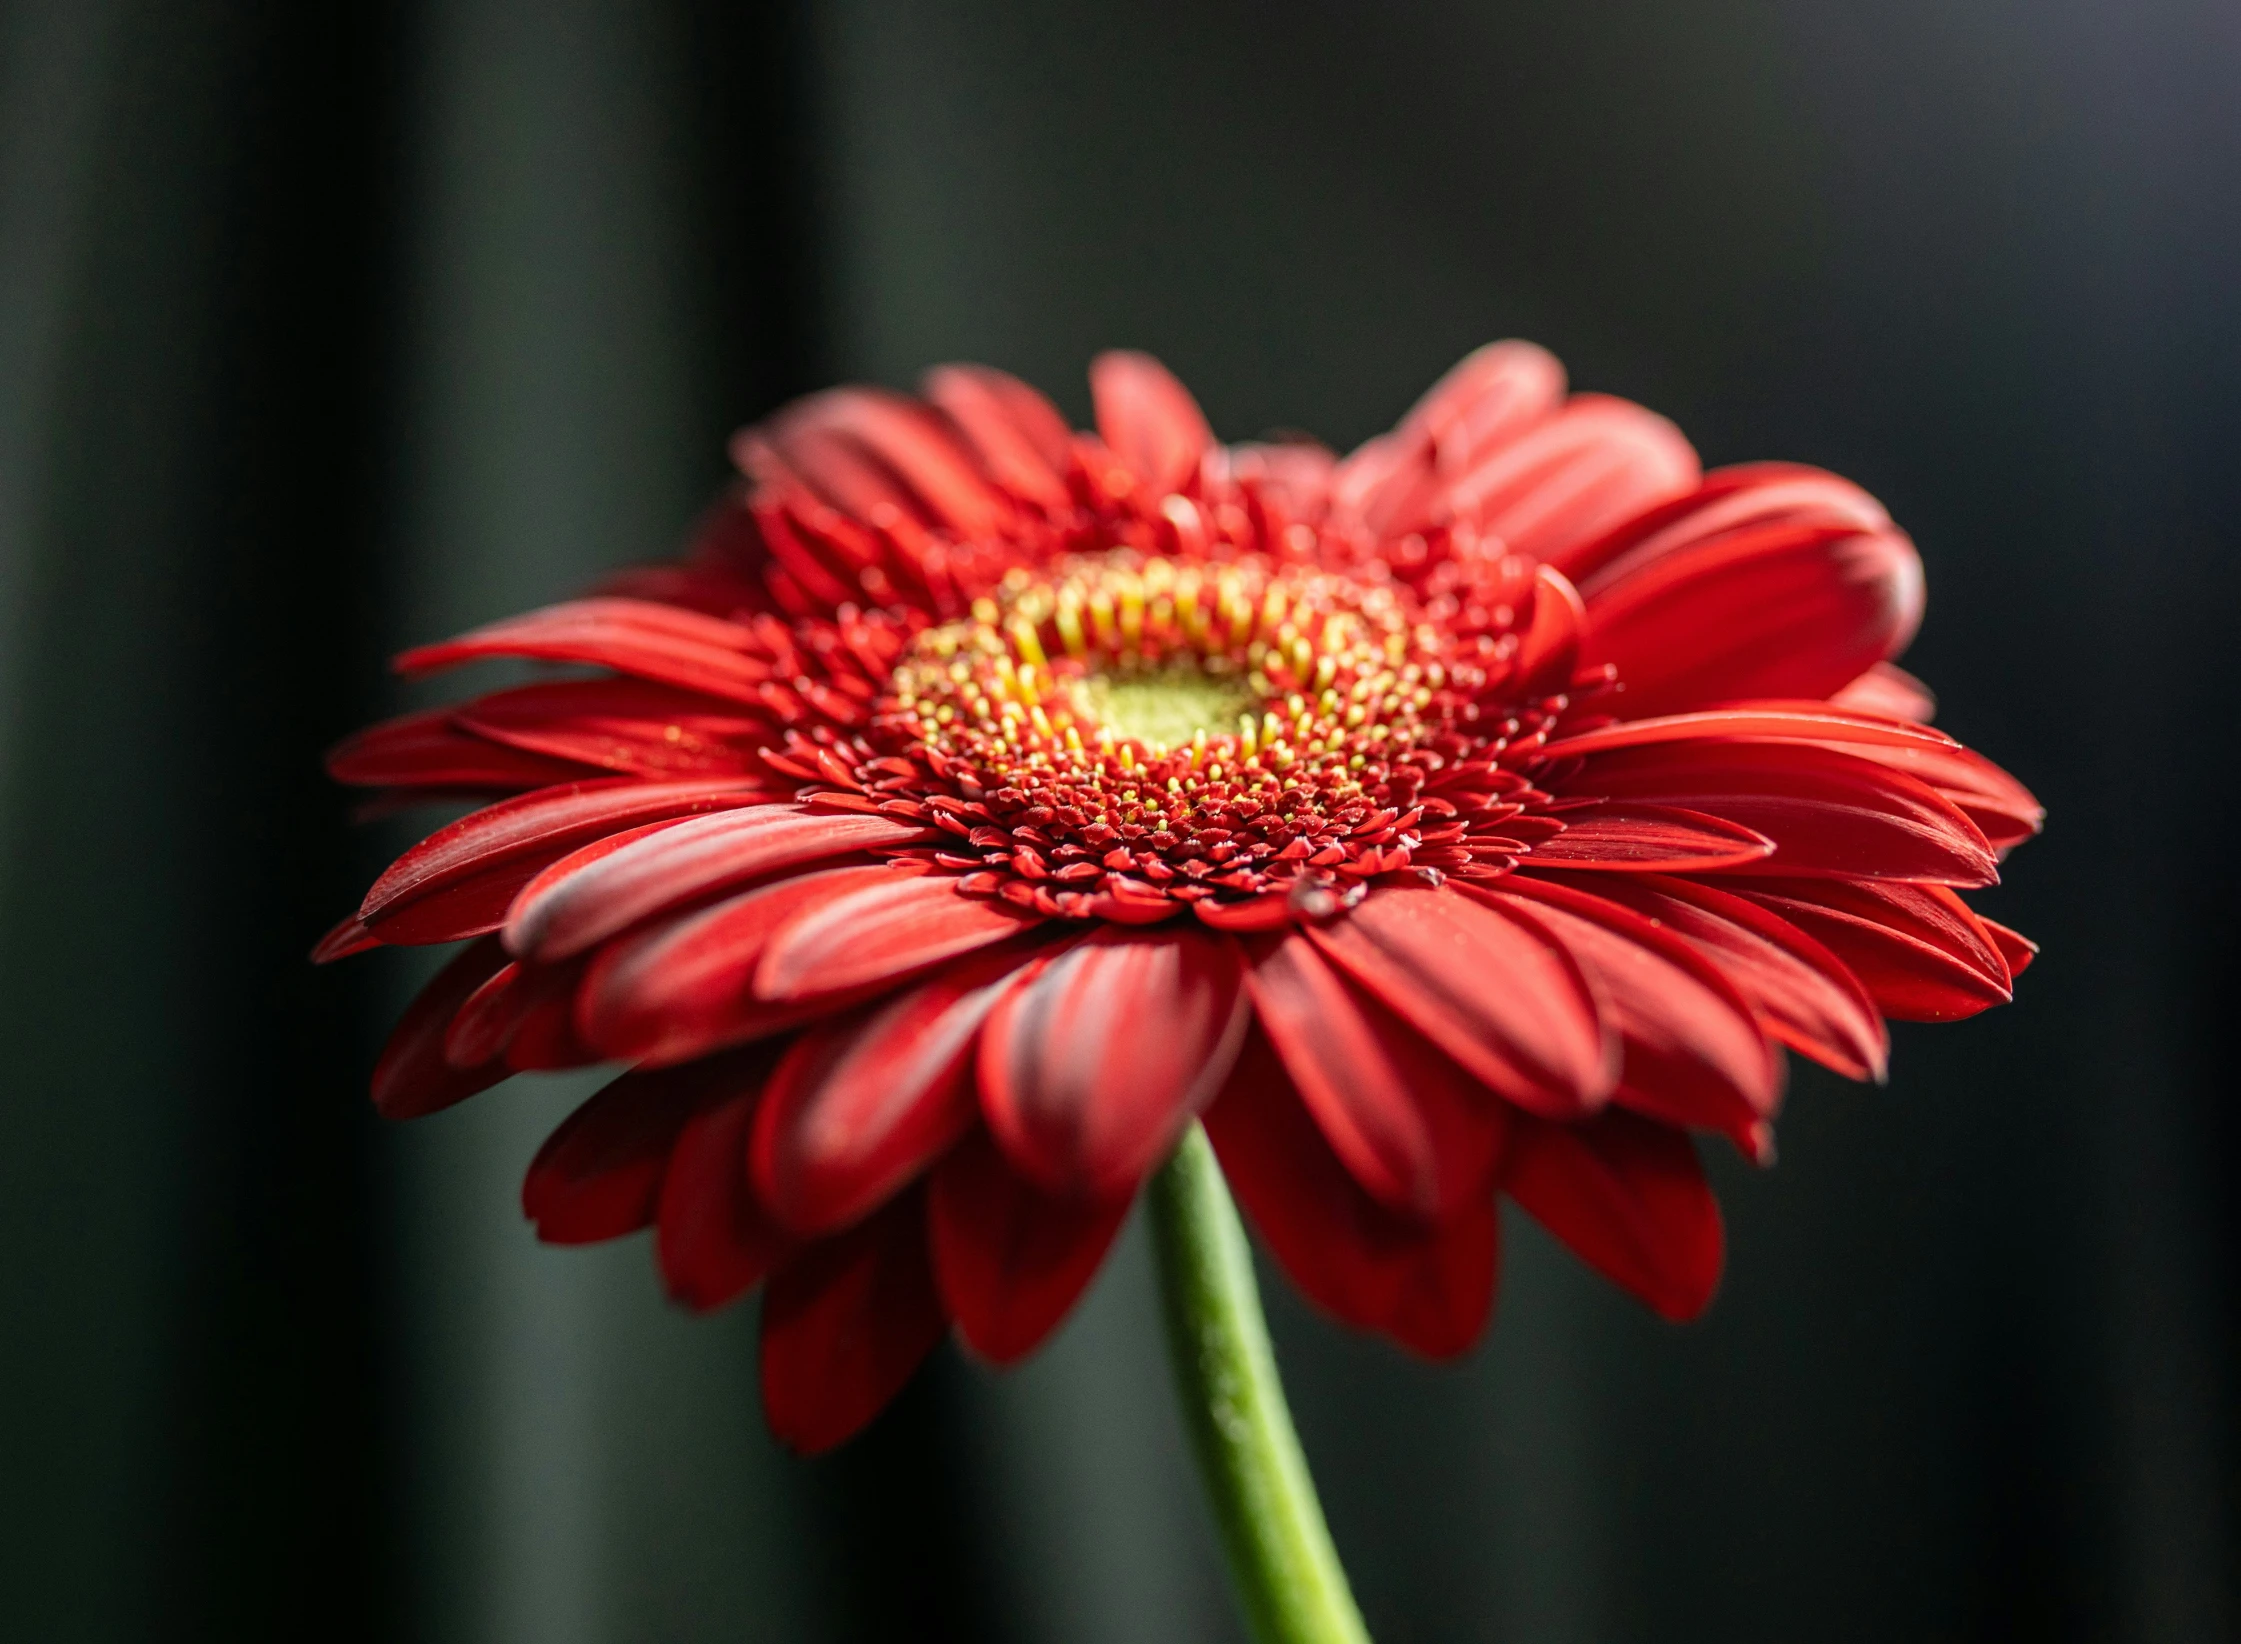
2 1 2236 1638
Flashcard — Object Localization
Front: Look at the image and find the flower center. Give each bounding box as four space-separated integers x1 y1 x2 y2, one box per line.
853 549 1535 919
882 551 1445 778
1073 666 1259 753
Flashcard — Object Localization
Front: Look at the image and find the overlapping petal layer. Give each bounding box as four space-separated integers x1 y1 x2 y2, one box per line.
328 343 2037 1450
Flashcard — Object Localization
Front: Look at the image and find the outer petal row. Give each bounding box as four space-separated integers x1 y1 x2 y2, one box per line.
368 826 2022 1454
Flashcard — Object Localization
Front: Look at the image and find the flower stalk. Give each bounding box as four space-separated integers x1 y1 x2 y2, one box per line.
1148 1122 1373 1644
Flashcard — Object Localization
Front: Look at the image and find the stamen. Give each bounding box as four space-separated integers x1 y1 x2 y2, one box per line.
861 548 1550 917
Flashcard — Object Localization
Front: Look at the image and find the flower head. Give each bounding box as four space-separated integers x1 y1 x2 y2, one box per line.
324 343 2040 1451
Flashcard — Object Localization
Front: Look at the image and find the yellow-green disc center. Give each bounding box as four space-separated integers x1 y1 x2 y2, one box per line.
1075 666 1259 752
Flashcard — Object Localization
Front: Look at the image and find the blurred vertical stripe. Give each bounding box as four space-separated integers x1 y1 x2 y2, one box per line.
0 1 403 1638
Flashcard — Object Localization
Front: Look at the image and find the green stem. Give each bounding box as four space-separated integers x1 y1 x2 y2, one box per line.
1148 1121 1373 1644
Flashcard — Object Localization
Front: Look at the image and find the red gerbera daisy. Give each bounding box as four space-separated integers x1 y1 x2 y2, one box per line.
322 342 2040 1454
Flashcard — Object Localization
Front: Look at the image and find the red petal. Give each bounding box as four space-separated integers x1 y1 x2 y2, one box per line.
577 865 893 1065
327 708 593 790
1477 879 1781 1156
522 1051 773 1244
443 958 593 1071
656 1089 792 1312
311 915 381 964
1529 803 1775 871
1653 702 2038 850
1980 918 2038 980
753 873 1045 1002
1555 462 1889 590
1204 1032 1498 1358
505 804 935 962
929 1129 1131 1364
360 778 763 937
978 928 1248 1199
454 677 773 779
371 937 514 1119
1825 741 2044 853
773 387 1014 540
751 948 1043 1235
501 964 597 1071
1305 885 1613 1118
1830 662 1937 723
730 473 858 607
750 425 921 534
358 866 538 947
1538 872 1886 1081
1448 395 1700 563
1090 351 1214 498
1581 523 1924 718
1502 1109 1723 1322
1337 340 1566 537
498 816 700 951
1193 892 1294 932
444 960 526 1067
1510 563 1588 695
1230 440 1338 526
1545 706 1955 759
1560 741 1998 886
1076 888 1185 925
1396 339 1564 448
396 598 778 706
1724 878 2012 1021
1247 934 1509 1218
922 364 1074 512
759 1191 946 1454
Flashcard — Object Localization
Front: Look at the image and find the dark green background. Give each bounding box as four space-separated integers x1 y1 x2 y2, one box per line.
2 1 2235 1638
